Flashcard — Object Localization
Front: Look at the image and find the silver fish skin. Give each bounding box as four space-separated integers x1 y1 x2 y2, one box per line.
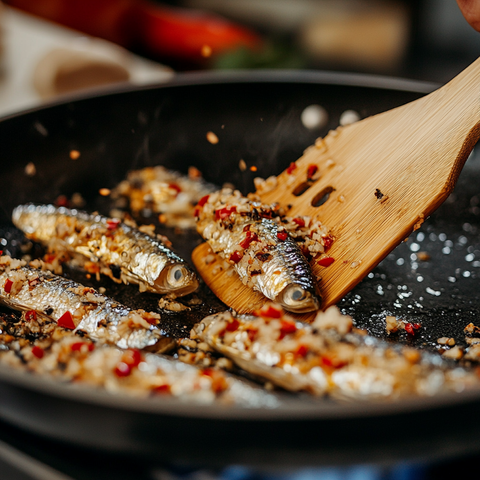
0 257 173 352
12 204 198 297
194 307 479 400
0 312 280 407
196 190 321 313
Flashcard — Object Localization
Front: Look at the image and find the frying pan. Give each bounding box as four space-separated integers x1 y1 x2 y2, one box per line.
0 70 480 468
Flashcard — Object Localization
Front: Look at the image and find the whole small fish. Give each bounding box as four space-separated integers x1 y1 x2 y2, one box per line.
194 305 479 400
196 189 321 313
0 256 173 352
0 310 280 407
13 204 198 297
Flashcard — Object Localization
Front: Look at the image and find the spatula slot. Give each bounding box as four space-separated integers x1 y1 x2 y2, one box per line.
311 186 335 207
292 181 314 196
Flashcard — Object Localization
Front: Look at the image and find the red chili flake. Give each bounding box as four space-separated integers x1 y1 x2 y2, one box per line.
0 250 3 256
4 279 13 294
413 323 422 330
215 205 237 220
197 195 210 207
320 356 347 369
44 253 57 264
239 231 258 249
202 368 215 377
318 256 335 267
247 328 258 342
260 210 273 219
55 195 69 207
405 323 415 336
286 162 297 174
122 349 143 367
25 310 37 322
168 183 182 194
71 342 95 352
32 346 44 359
279 320 297 339
226 319 240 332
243 224 251 232
229 251 243 264
296 345 309 357
292 217 305 228
57 311 76 330
114 362 131 377
322 235 334 252
307 164 318 179
106 218 121 230
154 384 171 394
259 305 283 319
277 231 288 241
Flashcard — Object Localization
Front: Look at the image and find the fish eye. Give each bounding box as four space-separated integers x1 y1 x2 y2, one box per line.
284 286 307 305
167 265 186 286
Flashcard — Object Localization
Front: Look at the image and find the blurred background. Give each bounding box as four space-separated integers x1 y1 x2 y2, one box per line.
0 1 479 479
0 0 479 116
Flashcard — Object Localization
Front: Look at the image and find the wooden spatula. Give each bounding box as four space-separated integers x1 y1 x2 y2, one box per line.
192 57 480 316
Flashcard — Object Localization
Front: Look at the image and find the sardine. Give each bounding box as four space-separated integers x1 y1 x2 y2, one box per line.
0 310 279 407
12 204 199 297
194 305 478 400
196 189 321 313
0 255 173 352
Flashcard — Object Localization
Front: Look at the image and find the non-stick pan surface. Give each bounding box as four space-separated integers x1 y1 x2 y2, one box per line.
0 71 479 467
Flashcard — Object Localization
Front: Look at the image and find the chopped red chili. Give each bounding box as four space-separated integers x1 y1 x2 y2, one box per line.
25 310 37 322
320 356 347 369
168 183 182 194
4 279 13 294
114 362 131 377
31 346 44 359
277 231 288 241
247 328 258 342
122 349 143 367
229 251 243 264
258 305 282 318
279 320 297 339
318 256 335 267
286 162 297 174
106 218 121 230
292 217 305 228
296 344 309 357
239 231 258 249
225 319 240 332
405 323 422 335
307 164 318 179
154 384 171 394
322 234 334 251
57 311 76 330
71 342 95 352
55 195 69 207
197 194 210 207
215 205 237 220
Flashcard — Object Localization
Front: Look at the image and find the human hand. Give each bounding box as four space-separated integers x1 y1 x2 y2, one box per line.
457 0 480 31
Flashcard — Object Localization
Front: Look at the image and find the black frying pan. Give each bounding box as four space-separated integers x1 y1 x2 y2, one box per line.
0 71 479 468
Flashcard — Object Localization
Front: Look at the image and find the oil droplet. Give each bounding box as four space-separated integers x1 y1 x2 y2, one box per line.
396 258 405 266
410 243 420 252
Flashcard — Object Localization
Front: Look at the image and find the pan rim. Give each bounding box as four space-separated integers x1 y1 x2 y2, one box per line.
0 69 473 424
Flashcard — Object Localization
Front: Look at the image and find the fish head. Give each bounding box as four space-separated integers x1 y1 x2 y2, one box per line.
155 263 199 297
276 284 321 313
